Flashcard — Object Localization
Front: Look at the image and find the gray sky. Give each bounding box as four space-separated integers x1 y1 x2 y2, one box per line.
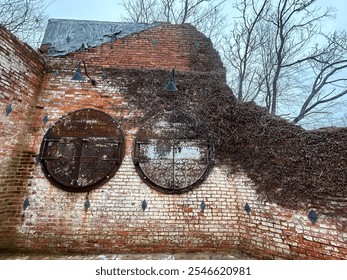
317 0 347 32
44 0 347 31
44 0 124 21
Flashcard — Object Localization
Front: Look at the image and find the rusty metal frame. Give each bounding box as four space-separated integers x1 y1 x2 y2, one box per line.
133 109 214 194
134 138 213 194
39 109 124 192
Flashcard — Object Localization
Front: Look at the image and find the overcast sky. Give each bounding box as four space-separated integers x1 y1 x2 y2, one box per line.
44 0 124 21
44 0 347 31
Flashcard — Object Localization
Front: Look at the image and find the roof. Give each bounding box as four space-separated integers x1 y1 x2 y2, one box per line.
41 19 161 56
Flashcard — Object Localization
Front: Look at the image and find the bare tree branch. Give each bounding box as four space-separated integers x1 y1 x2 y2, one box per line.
222 0 269 101
223 0 347 127
0 0 48 48
120 0 227 47
293 59 347 123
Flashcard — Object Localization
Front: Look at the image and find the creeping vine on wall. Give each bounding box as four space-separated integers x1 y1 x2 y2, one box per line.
105 68 347 218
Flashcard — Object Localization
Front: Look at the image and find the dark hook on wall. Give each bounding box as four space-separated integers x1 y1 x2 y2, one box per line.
244 202 251 214
23 198 30 210
84 198 90 211
141 199 147 211
200 200 206 212
43 115 49 124
71 61 96 86
5 104 12 116
308 209 318 224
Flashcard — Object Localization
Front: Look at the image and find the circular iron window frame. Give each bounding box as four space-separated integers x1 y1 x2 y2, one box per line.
39 108 124 192
134 110 213 194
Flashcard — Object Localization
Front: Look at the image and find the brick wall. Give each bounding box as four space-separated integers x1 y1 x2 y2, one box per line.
0 22 346 259
0 24 45 246
58 23 226 74
233 173 347 259
1 23 237 254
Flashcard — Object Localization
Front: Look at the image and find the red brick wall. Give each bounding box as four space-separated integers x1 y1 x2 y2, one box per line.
0 22 346 259
16 67 240 253
40 23 225 74
0 24 45 247
2 23 238 254
232 174 347 259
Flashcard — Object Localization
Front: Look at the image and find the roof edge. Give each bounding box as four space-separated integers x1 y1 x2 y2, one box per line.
41 19 162 56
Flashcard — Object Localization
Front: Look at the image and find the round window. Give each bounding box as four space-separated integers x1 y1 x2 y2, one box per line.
134 110 213 194
39 109 124 192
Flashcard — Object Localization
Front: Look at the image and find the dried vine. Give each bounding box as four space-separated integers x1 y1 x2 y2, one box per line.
107 68 347 218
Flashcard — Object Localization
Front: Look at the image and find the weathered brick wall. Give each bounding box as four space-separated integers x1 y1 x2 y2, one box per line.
14 66 240 254
2 23 238 254
18 159 240 254
0 24 45 246
232 173 347 259
60 23 226 74
0 22 346 259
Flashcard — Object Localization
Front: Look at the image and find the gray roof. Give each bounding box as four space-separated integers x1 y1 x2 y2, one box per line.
41 19 161 56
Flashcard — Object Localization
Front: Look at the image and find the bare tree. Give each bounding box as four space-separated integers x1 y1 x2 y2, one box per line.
120 0 227 47
190 0 227 47
265 0 332 114
121 0 158 23
293 31 347 123
0 0 48 48
224 0 347 127
222 0 270 101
